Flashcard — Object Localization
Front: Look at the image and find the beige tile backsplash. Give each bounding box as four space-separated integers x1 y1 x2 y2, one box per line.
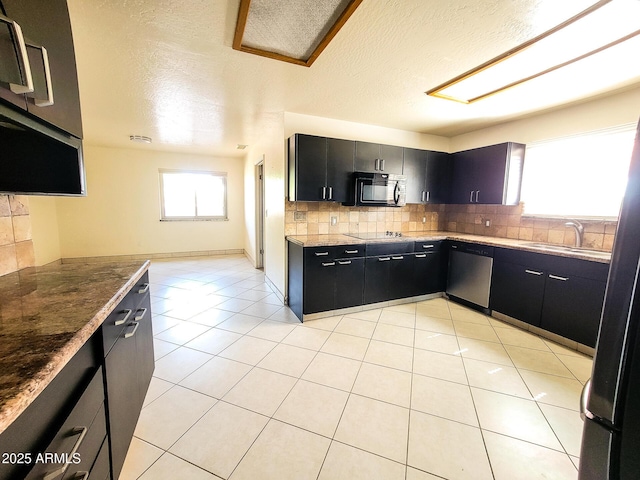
286 201 617 252
0 195 35 276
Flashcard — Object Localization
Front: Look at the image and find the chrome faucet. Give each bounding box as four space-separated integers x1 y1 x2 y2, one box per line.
565 220 584 248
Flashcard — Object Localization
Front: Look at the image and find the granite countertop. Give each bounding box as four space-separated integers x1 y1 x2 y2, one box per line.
286 231 611 264
0 260 150 435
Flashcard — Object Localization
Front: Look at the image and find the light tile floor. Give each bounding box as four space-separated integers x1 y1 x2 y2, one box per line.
120 255 592 480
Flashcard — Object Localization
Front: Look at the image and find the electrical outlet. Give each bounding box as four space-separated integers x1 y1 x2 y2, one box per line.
330 216 337 226
485 219 491 227
422 216 427 223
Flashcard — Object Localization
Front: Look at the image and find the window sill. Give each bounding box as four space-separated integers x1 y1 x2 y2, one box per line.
521 214 618 222
160 217 229 222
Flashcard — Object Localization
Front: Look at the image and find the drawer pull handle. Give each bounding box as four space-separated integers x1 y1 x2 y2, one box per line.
134 308 147 321
26 44 54 106
42 427 88 480
314 252 329 256
345 250 358 254
415 254 427 258
525 270 543 276
115 309 132 326
138 282 150 294
549 274 569 281
124 321 140 338
391 256 404 260
422 244 435 249
321 262 335 267
379 257 391 262
338 260 352 265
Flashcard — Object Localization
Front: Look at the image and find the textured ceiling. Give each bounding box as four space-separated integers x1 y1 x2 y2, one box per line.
66 0 640 157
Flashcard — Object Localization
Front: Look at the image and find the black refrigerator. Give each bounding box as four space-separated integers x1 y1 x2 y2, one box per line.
579 119 640 479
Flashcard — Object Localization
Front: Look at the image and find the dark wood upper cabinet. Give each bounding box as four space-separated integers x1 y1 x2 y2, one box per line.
0 0 82 138
355 141 403 174
404 148 451 204
288 133 354 202
449 142 525 204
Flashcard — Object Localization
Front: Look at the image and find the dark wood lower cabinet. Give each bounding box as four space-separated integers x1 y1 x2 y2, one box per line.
388 254 414 300
412 251 446 296
335 257 365 309
490 261 545 326
540 274 606 348
364 256 391 304
490 247 608 348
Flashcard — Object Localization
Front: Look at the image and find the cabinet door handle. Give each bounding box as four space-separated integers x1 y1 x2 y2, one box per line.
0 15 34 94
327 186 333 200
321 186 327 200
345 249 358 254
124 321 140 338
391 256 404 260
314 251 329 256
421 191 426 202
42 427 88 480
380 159 385 171
338 260 352 265
427 191 430 202
378 257 391 261
138 283 150 294
525 270 543 276
26 44 54 106
114 309 133 326
422 244 435 249
469 191 475 203
375 159 380 171
549 274 569 281
476 190 480 203
134 308 147 321
415 254 427 258
321 262 335 267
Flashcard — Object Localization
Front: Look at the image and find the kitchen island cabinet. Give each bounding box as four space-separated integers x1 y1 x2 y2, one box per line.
0 261 153 480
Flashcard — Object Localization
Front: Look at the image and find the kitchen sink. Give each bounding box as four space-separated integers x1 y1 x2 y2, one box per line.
524 243 611 259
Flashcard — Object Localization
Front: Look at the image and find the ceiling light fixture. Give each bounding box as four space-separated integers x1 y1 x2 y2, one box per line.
233 0 363 67
129 135 152 144
236 144 248 149
426 0 640 104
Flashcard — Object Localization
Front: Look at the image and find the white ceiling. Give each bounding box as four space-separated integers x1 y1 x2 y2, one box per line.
66 0 640 158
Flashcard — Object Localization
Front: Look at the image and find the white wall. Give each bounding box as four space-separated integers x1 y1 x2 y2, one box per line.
450 86 640 151
29 197 62 265
55 145 245 258
284 112 451 152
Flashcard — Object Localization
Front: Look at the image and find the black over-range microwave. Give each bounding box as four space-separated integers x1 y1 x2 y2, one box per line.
344 172 407 207
0 102 85 195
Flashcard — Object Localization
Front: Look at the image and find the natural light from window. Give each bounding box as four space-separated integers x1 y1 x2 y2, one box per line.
521 125 636 219
160 170 227 220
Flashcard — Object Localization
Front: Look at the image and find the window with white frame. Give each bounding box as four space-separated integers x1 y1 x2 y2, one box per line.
159 169 227 220
521 124 636 219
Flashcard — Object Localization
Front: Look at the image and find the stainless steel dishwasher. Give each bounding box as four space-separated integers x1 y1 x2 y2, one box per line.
446 242 494 311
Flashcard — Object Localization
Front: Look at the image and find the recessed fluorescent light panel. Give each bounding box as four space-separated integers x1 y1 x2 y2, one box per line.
233 0 363 67
427 0 640 104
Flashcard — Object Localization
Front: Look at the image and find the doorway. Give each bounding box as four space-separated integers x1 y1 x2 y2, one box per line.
255 159 265 269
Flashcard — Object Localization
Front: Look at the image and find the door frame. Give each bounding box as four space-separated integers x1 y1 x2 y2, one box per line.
255 158 265 269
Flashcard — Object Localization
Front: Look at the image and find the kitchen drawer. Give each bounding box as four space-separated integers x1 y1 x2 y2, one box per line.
87 437 110 480
62 404 106 480
102 272 150 355
334 244 365 258
25 367 105 480
366 241 414 256
303 245 339 262
414 240 443 252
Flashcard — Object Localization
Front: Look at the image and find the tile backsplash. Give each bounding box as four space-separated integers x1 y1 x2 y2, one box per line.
0 195 35 276
286 201 617 251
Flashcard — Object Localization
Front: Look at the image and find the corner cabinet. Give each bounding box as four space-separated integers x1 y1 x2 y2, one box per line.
0 0 83 137
449 142 525 204
288 134 354 203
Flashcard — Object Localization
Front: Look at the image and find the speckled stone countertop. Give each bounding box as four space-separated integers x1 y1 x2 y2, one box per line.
0 260 150 435
286 231 611 264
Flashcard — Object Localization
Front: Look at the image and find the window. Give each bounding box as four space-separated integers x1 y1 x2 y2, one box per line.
159 170 227 220
521 124 636 219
